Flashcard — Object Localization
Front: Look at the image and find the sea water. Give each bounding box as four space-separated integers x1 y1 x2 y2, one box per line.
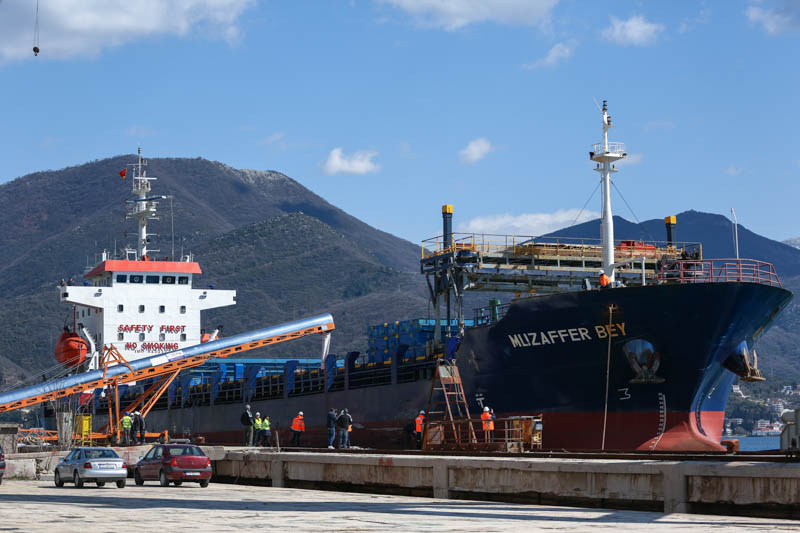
731 436 780 451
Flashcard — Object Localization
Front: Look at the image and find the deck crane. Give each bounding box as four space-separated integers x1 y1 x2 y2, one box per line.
0 314 335 444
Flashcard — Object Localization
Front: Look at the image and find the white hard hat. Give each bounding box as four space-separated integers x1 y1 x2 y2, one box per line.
484 406 490 412
299 411 303 416
256 412 260 416
420 410 425 415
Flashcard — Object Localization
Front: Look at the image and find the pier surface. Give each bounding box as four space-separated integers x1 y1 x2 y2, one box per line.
1 479 798 532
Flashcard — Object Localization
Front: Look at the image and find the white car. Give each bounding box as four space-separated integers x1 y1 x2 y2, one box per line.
54 447 127 488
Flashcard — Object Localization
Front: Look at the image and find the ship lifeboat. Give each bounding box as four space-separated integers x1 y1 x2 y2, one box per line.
54 331 89 367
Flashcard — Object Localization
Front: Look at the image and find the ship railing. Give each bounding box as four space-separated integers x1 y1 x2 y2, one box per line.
424 415 543 451
591 141 626 155
473 303 511 326
422 233 700 262
657 259 782 287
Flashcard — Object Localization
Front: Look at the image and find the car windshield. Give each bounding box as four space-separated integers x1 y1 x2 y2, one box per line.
84 449 119 459
166 446 205 457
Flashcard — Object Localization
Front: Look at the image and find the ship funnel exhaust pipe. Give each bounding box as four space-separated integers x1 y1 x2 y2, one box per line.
664 216 676 247
442 204 453 250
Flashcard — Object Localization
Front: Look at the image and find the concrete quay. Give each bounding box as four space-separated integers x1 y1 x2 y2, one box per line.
1 479 799 532
213 450 800 518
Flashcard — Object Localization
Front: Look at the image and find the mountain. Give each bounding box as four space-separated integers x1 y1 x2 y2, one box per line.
785 238 800 250
0 155 426 388
0 156 419 300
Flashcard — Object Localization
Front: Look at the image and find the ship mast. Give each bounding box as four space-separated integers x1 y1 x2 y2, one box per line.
126 147 160 259
590 101 627 281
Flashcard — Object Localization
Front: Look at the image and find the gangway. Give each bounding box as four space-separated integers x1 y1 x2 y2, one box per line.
0 314 335 443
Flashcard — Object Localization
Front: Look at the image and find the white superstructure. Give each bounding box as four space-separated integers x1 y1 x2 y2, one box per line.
58 148 236 369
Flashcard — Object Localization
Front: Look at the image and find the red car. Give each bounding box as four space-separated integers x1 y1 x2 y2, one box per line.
134 444 211 487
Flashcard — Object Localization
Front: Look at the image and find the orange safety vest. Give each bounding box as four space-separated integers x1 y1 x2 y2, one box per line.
291 415 305 432
415 414 425 433
481 411 495 431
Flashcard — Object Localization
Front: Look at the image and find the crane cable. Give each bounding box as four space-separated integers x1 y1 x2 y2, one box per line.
33 0 40 56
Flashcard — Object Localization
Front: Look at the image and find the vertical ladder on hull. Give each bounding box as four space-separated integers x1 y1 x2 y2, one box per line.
423 360 477 449
647 392 667 451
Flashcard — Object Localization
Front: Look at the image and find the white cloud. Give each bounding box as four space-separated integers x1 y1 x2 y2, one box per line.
746 1 800 35
0 0 255 64
602 15 664 46
523 40 577 70
457 209 599 236
459 138 492 164
617 153 643 166
261 132 286 145
322 147 380 176
379 0 559 30
725 164 743 175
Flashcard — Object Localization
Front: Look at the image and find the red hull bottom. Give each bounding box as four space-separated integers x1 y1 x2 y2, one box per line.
540 410 725 452
192 411 725 452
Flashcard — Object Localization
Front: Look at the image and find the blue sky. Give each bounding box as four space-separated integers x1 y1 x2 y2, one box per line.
1 0 798 244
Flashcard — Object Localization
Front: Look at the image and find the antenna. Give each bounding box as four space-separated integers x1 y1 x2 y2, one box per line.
731 208 740 259
170 195 175 261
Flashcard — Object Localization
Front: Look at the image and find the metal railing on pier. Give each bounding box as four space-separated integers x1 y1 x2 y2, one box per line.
424 415 543 452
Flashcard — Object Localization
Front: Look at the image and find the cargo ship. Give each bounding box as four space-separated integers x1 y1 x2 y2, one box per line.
31 103 793 451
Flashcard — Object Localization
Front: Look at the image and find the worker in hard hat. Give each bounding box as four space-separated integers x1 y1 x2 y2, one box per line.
290 411 305 447
253 412 264 447
481 406 496 443
121 411 133 445
414 410 426 449
599 272 610 288
262 415 272 448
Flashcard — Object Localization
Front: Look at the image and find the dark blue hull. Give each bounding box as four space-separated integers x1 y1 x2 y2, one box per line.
456 282 792 450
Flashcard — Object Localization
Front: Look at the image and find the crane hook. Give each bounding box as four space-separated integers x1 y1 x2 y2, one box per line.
32 0 40 56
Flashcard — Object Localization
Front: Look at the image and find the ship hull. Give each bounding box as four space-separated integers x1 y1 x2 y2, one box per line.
79 281 791 452
456 281 791 451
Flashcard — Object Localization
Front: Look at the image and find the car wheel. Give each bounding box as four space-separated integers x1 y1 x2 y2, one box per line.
54 470 64 487
116 479 126 489
73 470 84 488
173 480 182 486
134 469 144 486
96 481 105 487
159 470 169 487
199 479 209 488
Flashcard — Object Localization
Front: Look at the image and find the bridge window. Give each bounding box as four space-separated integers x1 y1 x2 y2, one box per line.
162 276 175 285
118 333 123 341
139 305 145 313
180 333 187 341
139 333 145 341
178 276 189 285
159 305 165 313
180 306 186 314
130 275 143 284
117 304 123 312
146 275 160 284
116 274 127 283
